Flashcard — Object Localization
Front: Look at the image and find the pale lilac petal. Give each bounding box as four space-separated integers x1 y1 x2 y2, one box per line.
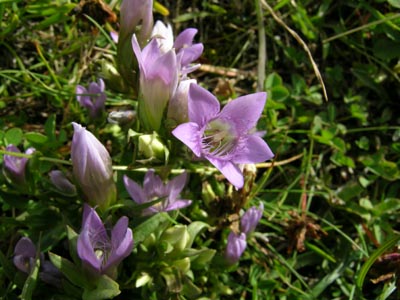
219 92 267 133
225 232 247 264
123 175 147 204
166 199 192 211
88 82 102 94
4 145 30 184
144 170 166 198
131 34 144 71
13 237 42 274
167 79 196 124
174 28 198 49
77 229 102 272
167 172 187 201
105 217 133 271
188 84 220 126
71 123 115 207
179 43 204 67
120 0 153 44
110 31 118 43
151 21 174 53
76 85 87 96
233 135 274 164
240 202 264 234
172 122 202 157
140 39 162 74
49 170 77 195
208 158 244 189
78 205 107 272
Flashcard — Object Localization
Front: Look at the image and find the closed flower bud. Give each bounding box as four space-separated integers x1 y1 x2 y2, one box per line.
138 133 167 161
167 79 197 125
240 202 264 235
225 232 247 264
49 170 77 196
71 122 116 210
160 225 190 253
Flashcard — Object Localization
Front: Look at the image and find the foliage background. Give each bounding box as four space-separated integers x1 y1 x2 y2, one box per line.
1 0 400 299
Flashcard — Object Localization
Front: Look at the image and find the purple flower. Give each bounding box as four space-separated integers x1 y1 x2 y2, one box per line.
132 34 178 131
172 84 274 189
151 21 203 75
71 122 116 210
240 202 264 235
13 237 38 274
167 79 197 125
120 0 153 46
3 145 35 185
174 28 203 74
77 204 134 277
225 232 247 264
123 170 192 216
13 237 62 286
49 170 77 196
117 0 153 87
76 79 106 119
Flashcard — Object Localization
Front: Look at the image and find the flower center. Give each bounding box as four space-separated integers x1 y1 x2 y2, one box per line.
201 119 237 157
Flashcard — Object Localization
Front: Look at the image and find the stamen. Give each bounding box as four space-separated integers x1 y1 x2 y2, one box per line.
201 119 237 157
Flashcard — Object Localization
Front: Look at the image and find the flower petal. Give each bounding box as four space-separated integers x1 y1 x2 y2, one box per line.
167 172 187 201
208 158 244 189
14 237 36 258
233 135 274 164
218 92 267 133
165 199 192 211
174 28 197 49
179 43 204 67
123 175 147 204
172 122 202 157
105 216 133 272
188 84 220 127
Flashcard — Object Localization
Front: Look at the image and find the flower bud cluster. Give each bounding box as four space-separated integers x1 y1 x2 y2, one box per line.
225 203 264 264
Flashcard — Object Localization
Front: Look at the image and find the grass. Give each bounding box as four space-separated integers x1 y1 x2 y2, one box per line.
1 0 400 299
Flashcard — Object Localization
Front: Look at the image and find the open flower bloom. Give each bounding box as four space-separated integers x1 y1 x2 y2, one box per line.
71 123 116 210
77 204 134 277
172 84 274 189
151 21 203 75
240 202 264 235
123 170 192 216
225 232 247 264
3 145 35 185
76 79 106 119
132 34 178 131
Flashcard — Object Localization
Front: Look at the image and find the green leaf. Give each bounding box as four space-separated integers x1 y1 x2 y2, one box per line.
271 86 290 102
44 114 56 141
21 256 40 300
4 127 23 145
49 252 90 289
387 0 400 9
360 153 400 180
265 72 283 89
187 221 210 248
83 275 120 300
25 132 48 145
356 234 400 289
133 212 169 245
